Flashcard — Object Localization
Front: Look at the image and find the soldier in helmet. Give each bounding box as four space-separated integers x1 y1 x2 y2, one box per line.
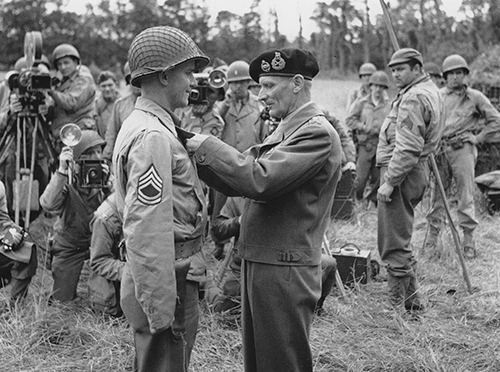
102 62 141 161
94 70 119 138
112 26 209 371
186 47 341 372
377 48 444 311
424 62 445 88
347 62 377 112
47 43 97 142
425 54 500 258
40 130 109 302
346 70 391 205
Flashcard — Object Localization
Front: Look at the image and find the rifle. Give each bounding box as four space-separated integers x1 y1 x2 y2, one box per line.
379 0 473 294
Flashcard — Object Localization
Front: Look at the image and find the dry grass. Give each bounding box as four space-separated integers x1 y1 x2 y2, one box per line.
1 205 499 372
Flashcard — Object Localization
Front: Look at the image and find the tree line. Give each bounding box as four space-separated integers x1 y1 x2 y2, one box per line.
0 0 498 76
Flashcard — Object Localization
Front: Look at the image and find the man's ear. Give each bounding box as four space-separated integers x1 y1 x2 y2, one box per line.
291 74 305 93
159 70 169 86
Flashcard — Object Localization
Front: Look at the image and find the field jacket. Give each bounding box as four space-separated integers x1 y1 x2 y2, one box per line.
440 85 500 142
376 74 444 186
113 97 207 333
179 106 225 138
50 69 96 136
194 101 342 266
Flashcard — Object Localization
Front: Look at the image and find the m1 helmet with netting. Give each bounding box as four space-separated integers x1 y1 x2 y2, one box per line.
128 26 210 87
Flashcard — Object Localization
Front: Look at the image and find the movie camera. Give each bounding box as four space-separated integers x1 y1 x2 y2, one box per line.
59 124 109 189
6 32 52 113
188 69 226 105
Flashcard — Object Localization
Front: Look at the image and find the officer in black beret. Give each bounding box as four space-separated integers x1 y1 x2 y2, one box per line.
186 48 342 372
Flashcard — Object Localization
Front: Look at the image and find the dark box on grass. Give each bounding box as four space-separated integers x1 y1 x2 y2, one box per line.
332 244 371 286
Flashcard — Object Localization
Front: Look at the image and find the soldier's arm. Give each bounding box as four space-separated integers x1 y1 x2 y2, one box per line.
194 120 340 201
49 76 96 112
345 100 364 131
122 130 177 334
384 94 426 186
39 172 68 214
475 91 500 143
89 213 125 282
212 198 241 242
331 118 356 164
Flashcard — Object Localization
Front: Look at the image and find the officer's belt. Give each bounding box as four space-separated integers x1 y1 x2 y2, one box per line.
175 236 202 259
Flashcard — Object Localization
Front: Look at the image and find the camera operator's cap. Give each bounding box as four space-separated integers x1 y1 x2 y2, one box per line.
249 48 319 83
72 130 105 160
52 44 80 65
388 48 423 68
226 61 251 83
128 26 210 87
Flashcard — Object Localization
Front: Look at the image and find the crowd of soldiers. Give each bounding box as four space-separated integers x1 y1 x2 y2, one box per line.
0 23 498 372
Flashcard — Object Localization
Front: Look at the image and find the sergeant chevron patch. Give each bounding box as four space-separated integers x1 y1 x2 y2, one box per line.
137 165 163 205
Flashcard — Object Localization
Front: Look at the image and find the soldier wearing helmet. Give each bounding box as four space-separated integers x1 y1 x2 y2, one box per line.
212 59 268 258
40 130 109 303
47 43 97 140
346 62 377 112
102 62 141 161
112 26 209 371
424 62 445 88
376 48 444 311
425 54 500 259
346 70 391 205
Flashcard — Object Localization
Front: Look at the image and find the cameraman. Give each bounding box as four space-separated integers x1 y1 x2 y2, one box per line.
47 44 97 143
40 130 109 302
179 80 225 138
0 180 37 305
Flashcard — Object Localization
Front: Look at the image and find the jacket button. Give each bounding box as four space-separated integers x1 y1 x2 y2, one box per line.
198 154 206 163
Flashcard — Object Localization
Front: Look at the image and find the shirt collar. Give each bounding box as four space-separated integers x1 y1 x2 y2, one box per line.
399 73 430 96
274 101 323 140
134 96 178 133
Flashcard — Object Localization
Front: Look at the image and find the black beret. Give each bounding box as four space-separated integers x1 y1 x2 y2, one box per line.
249 48 319 82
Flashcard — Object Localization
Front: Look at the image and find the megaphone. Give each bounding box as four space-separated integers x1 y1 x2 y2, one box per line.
208 69 227 89
59 123 82 147
59 123 82 184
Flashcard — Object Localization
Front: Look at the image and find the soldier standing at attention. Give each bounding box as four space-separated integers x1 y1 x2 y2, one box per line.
112 26 209 372
425 54 500 258
187 48 342 372
377 48 444 311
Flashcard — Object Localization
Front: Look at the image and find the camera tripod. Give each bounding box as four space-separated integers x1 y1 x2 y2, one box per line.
0 110 57 228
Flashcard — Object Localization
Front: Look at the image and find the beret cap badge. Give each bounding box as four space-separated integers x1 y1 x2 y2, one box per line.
261 60 271 72
271 52 286 70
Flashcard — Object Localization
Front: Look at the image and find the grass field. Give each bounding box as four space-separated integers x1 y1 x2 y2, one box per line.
1 79 500 372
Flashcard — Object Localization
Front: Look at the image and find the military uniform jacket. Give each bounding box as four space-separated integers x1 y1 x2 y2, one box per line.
95 94 118 138
324 111 356 164
40 172 105 250
219 93 267 152
376 74 444 186
179 107 225 138
103 93 138 160
112 97 207 333
440 85 500 142
346 94 391 150
194 102 342 266
50 69 96 135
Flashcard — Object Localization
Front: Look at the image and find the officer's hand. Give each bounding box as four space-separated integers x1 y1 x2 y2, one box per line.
342 162 356 172
9 94 23 114
460 132 478 145
9 228 23 245
377 182 394 203
58 146 73 172
186 134 210 153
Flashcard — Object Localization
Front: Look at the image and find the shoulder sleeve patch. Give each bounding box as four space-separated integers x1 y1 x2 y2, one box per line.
137 164 163 205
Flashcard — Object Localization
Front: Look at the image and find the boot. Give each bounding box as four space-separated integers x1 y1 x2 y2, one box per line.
387 274 407 308
404 270 424 311
463 230 477 260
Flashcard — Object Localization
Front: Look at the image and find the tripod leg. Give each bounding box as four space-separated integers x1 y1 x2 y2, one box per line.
25 117 39 229
14 116 21 225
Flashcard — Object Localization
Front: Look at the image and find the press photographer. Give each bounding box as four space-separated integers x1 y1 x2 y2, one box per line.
178 69 226 138
40 129 110 302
